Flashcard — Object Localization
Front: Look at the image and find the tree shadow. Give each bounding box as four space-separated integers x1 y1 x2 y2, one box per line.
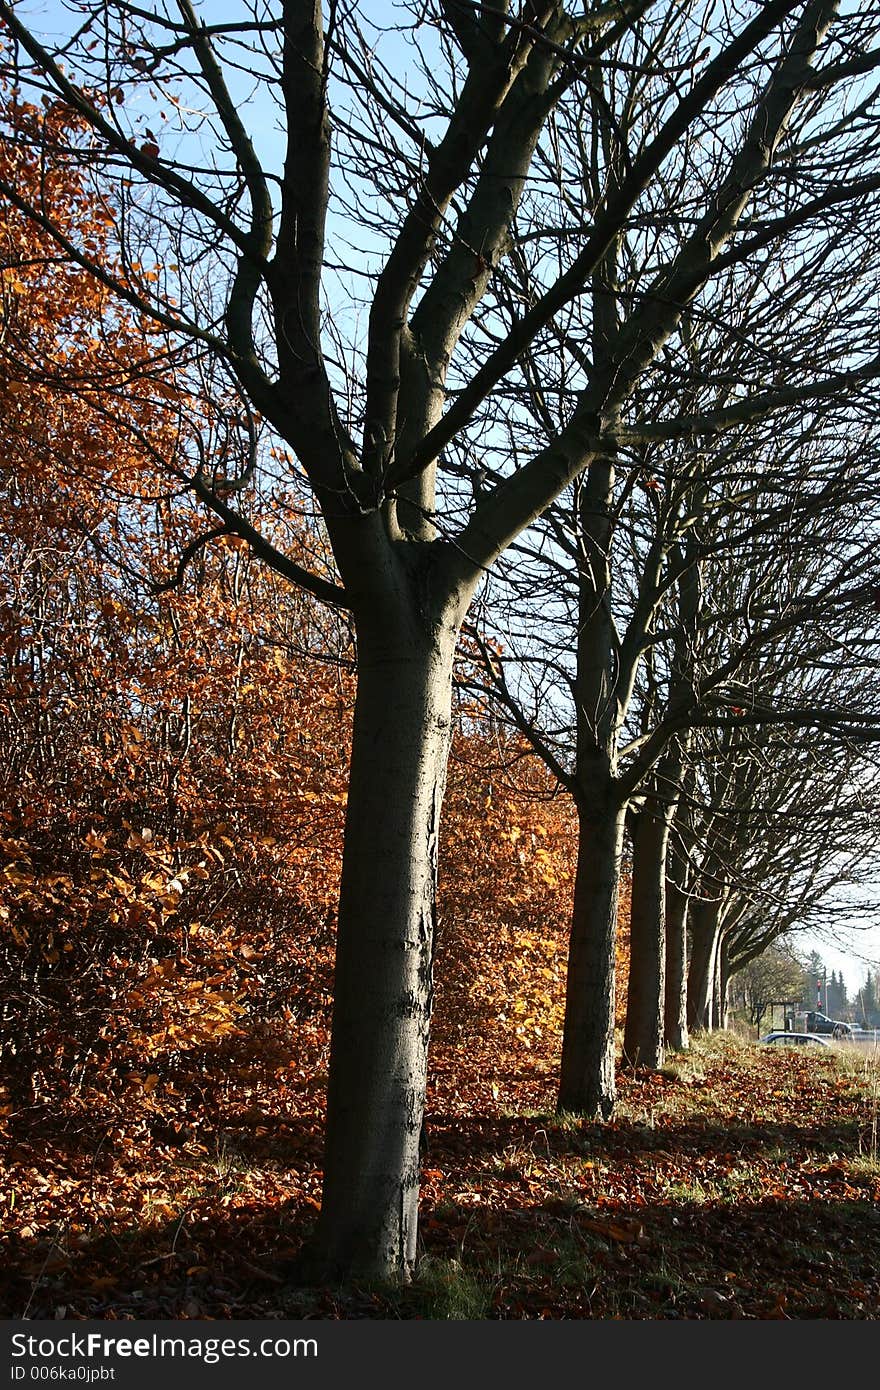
415 1190 880 1318
3 1048 876 1319
3 1181 878 1319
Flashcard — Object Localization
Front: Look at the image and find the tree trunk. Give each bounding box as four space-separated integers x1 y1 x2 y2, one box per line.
305 599 459 1282
716 933 730 1030
687 894 723 1032
558 801 626 1118
664 842 690 1051
623 803 670 1069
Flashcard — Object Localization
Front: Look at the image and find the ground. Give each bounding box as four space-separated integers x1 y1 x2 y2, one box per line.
2 1031 878 1320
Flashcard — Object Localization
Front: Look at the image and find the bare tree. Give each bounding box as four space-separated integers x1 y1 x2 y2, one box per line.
681 714 880 1030
638 425 880 1044
4 0 880 1275
470 157 880 1103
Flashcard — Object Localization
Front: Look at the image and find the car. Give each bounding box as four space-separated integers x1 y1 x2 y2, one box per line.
804 1011 853 1038
758 1030 831 1048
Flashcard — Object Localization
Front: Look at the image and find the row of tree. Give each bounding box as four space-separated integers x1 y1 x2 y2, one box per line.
3 0 880 1282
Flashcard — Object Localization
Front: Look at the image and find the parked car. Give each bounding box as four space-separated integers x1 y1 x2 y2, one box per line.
805 1011 853 1039
759 1031 830 1048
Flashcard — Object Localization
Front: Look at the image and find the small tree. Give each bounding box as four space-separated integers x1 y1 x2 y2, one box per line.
730 945 808 1034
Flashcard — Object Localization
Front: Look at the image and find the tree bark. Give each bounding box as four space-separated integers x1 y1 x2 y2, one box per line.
305 590 460 1281
687 892 724 1032
623 802 670 1068
664 840 690 1051
558 801 626 1118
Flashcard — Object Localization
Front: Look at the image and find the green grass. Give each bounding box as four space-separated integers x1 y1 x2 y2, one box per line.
410 1256 495 1319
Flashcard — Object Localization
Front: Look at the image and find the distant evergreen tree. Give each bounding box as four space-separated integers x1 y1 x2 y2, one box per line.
826 970 848 1018
802 953 826 1011
857 971 879 1027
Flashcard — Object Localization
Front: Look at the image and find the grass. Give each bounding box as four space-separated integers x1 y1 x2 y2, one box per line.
410 1257 495 1319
